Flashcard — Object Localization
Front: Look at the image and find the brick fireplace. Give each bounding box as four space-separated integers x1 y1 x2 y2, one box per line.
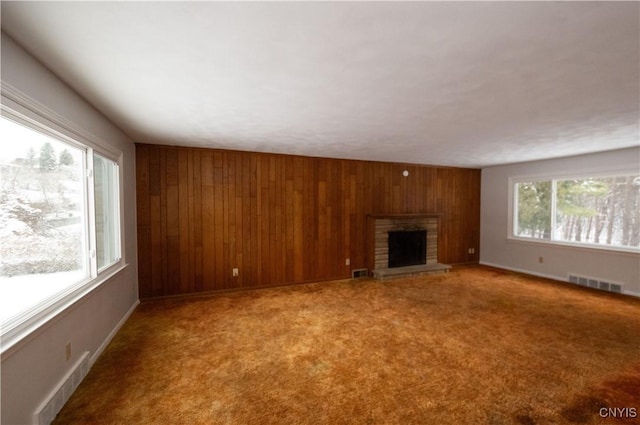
368 214 450 279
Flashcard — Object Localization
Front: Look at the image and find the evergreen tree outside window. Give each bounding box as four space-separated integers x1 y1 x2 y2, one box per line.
515 181 551 239
59 149 74 166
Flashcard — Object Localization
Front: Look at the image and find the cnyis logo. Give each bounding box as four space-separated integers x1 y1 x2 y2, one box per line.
599 407 638 418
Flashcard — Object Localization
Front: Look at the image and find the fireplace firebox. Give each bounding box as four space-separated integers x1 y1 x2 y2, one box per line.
388 230 427 268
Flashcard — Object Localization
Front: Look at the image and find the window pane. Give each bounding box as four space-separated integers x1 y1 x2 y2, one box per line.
94 153 120 270
0 117 87 323
555 176 640 248
515 181 551 239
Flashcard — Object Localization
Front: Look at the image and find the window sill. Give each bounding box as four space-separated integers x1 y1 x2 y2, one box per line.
0 262 130 358
506 237 640 257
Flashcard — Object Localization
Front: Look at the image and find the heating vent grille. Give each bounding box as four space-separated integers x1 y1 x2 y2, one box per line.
34 351 91 425
568 274 623 294
352 268 368 278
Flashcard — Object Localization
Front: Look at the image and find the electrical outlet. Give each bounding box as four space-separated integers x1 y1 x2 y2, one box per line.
345 258 350 266
538 257 544 263
468 248 475 254
232 268 238 277
65 343 71 361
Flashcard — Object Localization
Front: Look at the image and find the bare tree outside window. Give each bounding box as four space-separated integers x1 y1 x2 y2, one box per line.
555 177 640 247
514 175 640 249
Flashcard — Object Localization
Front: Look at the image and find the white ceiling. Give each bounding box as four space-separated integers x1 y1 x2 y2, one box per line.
1 1 639 168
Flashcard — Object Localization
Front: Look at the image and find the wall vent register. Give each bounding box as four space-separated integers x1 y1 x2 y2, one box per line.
568 274 623 294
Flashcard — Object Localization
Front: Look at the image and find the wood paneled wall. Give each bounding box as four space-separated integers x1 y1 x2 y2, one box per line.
136 144 480 298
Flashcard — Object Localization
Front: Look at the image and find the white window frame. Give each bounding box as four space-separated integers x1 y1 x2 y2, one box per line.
92 152 122 273
508 170 640 254
1 87 127 354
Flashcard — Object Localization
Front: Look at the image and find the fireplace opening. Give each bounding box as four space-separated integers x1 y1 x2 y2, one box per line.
388 230 427 268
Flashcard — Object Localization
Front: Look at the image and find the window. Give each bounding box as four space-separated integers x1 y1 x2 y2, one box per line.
513 174 640 251
94 154 120 271
515 180 552 239
0 115 122 334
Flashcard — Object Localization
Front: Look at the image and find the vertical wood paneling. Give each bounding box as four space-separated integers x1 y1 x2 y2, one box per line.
136 144 481 298
202 185 214 291
150 195 162 297
157 149 167 294
178 150 190 294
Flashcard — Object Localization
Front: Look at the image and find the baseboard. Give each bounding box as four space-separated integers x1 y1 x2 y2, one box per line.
451 261 480 266
90 299 139 365
479 261 640 298
479 261 565 282
140 276 355 302
31 300 139 425
624 289 640 298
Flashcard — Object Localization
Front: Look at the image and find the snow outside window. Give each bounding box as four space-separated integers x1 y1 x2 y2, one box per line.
0 116 122 329
513 175 640 251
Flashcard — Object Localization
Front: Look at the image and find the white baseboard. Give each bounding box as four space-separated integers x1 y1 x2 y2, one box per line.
479 261 566 282
30 301 139 425
624 289 640 298
479 261 639 298
90 299 139 366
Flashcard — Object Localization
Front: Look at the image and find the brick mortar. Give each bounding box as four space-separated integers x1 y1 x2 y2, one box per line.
373 217 438 270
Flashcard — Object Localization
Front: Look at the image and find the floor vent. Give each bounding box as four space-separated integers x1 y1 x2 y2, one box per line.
34 351 91 425
568 274 623 295
352 268 368 278
610 283 623 294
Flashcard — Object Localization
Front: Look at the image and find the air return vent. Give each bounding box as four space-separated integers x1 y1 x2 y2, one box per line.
352 268 368 278
34 351 90 425
567 274 623 295
610 283 623 294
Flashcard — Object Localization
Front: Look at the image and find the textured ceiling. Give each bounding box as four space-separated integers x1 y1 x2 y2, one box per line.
1 1 639 168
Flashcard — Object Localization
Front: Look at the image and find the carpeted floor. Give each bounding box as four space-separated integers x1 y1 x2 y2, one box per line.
53 266 640 425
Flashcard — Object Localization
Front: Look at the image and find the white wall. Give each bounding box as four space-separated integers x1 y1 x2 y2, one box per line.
1 32 139 424
481 147 640 296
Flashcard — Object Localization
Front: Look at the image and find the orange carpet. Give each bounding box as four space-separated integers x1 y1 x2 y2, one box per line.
54 266 640 424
